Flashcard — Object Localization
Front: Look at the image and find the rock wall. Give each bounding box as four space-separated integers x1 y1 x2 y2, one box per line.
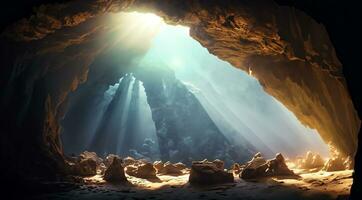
135 66 254 165
0 0 359 180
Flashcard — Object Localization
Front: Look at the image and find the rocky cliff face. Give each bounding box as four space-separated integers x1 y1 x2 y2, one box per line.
135 66 254 165
0 0 359 181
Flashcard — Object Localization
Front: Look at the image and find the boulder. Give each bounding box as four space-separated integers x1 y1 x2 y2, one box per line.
104 157 127 182
265 153 295 176
104 154 120 168
125 162 157 179
79 151 103 165
72 158 97 176
153 161 186 175
189 160 234 185
240 153 296 179
163 161 183 175
153 161 164 173
297 151 325 169
323 156 347 171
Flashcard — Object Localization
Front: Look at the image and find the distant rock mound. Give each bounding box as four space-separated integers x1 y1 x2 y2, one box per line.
153 161 187 175
297 151 325 169
189 159 234 185
240 153 296 179
125 162 157 179
104 157 127 182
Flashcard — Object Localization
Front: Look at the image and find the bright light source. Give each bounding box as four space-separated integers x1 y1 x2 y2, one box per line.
135 13 164 27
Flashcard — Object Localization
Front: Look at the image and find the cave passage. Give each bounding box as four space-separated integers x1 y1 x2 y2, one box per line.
61 12 329 165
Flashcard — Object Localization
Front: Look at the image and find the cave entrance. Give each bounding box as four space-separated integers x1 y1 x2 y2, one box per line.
61 12 330 167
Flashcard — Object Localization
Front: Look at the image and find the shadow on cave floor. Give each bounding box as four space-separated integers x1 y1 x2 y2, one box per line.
29 171 352 200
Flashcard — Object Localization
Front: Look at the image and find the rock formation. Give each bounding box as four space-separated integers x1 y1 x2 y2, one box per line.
240 153 296 179
103 157 127 183
189 160 234 185
69 158 97 177
153 161 187 175
125 162 157 180
297 151 325 169
135 66 253 165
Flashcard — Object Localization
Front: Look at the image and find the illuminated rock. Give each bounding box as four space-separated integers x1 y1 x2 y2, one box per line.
323 144 352 171
153 161 186 175
104 157 127 182
265 153 295 176
153 161 164 173
189 160 234 185
240 153 296 179
297 151 325 169
163 161 184 175
125 162 157 179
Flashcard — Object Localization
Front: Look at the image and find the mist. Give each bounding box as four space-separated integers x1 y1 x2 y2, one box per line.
61 12 329 161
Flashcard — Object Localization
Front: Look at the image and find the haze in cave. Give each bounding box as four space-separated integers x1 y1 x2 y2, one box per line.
61 12 328 163
1 1 359 199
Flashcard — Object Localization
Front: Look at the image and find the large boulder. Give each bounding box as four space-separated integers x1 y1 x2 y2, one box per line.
125 162 157 179
297 151 325 169
189 160 234 185
163 161 184 175
104 157 127 182
153 161 186 175
265 153 295 176
70 158 97 176
240 153 296 179
79 151 103 165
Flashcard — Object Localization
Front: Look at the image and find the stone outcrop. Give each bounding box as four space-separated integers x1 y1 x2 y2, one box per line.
240 153 296 179
79 151 103 168
153 161 186 175
189 160 234 185
69 158 97 177
103 157 127 182
125 162 157 179
297 151 325 169
323 145 353 172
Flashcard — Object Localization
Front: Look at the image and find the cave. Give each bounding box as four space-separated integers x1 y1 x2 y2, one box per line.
0 1 361 200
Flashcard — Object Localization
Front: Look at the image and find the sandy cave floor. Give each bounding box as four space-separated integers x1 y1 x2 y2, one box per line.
32 169 353 200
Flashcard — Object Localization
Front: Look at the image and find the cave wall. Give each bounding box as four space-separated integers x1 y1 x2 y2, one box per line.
0 0 359 181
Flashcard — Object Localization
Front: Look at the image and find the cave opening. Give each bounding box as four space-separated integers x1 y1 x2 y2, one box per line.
1 2 360 199
59 12 353 186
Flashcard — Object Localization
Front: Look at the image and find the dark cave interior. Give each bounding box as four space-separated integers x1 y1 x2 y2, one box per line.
0 1 361 200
